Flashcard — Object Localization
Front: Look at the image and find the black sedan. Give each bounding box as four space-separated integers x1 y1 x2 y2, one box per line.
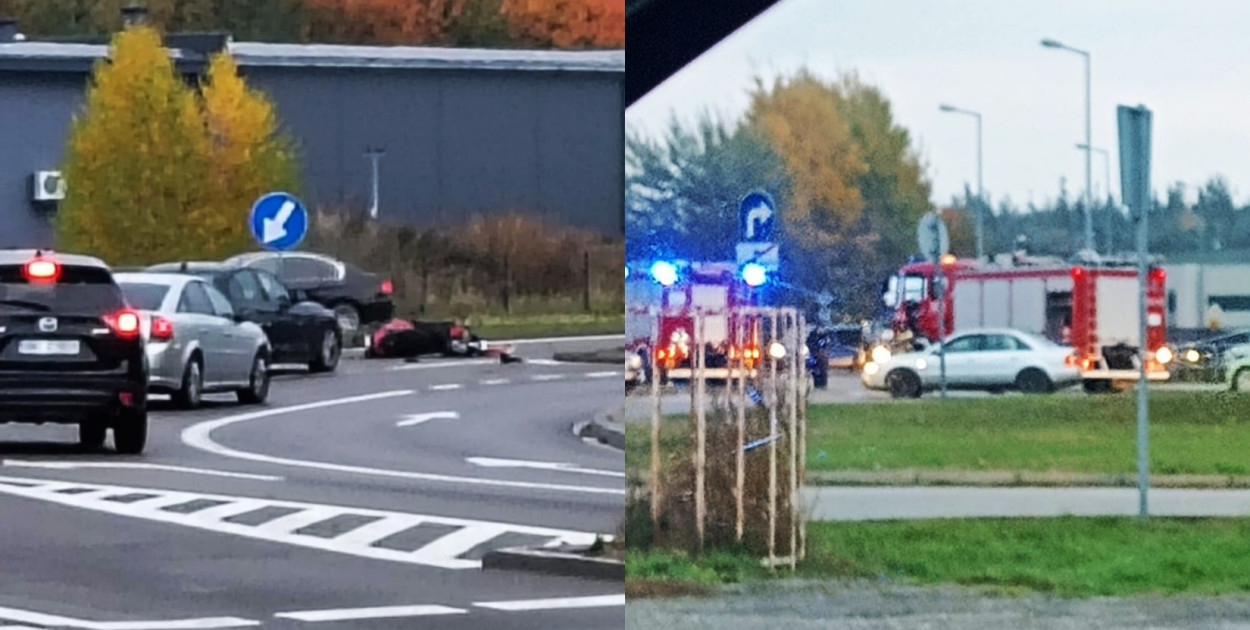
224 251 394 338
145 261 342 372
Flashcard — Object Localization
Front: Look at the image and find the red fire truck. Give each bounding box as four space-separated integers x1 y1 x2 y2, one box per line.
626 261 764 383
884 255 1172 390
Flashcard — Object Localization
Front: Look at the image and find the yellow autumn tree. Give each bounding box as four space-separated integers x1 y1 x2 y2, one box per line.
745 71 868 251
59 25 300 265
58 25 211 265
199 53 300 259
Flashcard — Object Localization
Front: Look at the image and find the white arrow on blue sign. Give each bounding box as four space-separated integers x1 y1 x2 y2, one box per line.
739 191 775 242
249 192 308 251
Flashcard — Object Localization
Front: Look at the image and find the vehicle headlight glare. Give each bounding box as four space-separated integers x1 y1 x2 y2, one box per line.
863 362 880 375
1156 346 1174 365
768 342 787 360
871 345 892 364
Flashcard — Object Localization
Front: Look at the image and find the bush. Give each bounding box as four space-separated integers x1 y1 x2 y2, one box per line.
303 208 624 318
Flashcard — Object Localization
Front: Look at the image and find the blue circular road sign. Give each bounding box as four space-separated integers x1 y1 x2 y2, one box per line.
249 192 308 251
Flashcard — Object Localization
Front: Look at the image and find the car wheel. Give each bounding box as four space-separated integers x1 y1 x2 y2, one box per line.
309 329 341 373
113 408 148 455
886 369 921 399
1233 367 1250 392
238 353 271 404
79 422 107 449
1016 368 1053 394
332 303 361 337
172 358 203 410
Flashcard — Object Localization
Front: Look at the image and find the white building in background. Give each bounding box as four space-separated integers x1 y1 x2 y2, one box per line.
1164 251 1250 331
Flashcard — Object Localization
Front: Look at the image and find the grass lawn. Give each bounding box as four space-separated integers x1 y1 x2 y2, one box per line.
626 391 1250 475
467 313 623 340
628 516 1250 598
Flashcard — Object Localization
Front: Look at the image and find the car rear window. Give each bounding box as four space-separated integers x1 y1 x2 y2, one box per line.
118 282 170 311
0 264 126 315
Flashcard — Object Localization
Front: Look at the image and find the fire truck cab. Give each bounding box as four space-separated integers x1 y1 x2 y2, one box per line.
884 254 1172 390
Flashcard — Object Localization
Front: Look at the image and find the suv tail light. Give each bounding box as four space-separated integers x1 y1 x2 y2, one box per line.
104 309 141 338
24 258 60 282
380 279 394 295
150 316 174 341
1064 353 1078 368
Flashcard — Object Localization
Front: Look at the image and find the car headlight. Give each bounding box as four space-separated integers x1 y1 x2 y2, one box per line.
1155 346 1174 365
627 354 643 369
768 342 787 360
871 345 892 364
863 362 881 376
1184 348 1201 363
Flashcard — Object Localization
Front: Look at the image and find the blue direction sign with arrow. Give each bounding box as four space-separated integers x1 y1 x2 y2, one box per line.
249 192 308 251
739 191 775 242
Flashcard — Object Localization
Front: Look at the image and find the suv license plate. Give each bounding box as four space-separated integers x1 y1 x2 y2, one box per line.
19 340 81 355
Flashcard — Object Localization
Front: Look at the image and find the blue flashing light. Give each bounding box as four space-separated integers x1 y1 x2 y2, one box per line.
741 262 768 287
650 260 679 287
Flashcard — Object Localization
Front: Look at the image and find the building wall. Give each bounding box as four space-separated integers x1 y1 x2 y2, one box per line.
1164 262 1250 330
0 72 84 248
245 67 623 234
0 65 623 250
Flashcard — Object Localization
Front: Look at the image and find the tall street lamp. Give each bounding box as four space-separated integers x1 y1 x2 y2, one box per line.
1042 37 1094 254
1077 143 1112 252
939 104 984 260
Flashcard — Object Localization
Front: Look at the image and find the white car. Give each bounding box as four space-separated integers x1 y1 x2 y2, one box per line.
861 328 1080 398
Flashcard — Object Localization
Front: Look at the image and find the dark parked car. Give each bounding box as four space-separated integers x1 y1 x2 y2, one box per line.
145 261 342 372
0 250 149 453
224 252 394 337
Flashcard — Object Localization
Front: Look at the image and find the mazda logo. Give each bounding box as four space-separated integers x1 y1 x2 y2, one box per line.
38 317 57 332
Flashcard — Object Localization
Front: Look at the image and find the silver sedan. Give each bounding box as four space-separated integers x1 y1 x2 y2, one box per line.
116 272 272 409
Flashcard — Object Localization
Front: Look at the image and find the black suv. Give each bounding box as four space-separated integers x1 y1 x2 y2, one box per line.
0 250 149 453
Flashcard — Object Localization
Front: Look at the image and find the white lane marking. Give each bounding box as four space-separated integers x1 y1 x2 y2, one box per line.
524 359 568 366
396 411 459 427
0 475 599 570
410 524 509 568
275 606 465 622
585 371 620 379
1 461 282 482
531 374 565 381
474 594 626 612
0 605 259 629
481 378 510 385
180 390 623 496
466 457 625 479
496 335 623 344
389 359 494 372
430 384 463 391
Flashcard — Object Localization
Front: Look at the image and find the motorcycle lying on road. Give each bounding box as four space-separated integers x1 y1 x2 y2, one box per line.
364 319 493 360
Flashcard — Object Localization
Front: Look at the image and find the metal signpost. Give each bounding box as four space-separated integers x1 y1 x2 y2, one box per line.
1118 104 1153 519
917 211 950 398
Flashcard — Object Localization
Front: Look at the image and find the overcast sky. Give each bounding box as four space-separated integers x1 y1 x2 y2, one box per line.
626 0 1250 208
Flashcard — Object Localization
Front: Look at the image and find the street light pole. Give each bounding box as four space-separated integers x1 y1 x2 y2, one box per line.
1042 38 1095 254
939 104 984 260
1078 143 1112 252
364 147 386 220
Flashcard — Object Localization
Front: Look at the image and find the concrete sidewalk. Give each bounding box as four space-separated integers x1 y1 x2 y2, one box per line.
802 485 1250 521
806 469 1250 489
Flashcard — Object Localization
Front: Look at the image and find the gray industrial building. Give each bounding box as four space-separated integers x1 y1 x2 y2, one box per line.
0 24 624 248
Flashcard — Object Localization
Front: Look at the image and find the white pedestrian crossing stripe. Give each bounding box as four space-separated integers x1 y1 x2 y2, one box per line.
0 476 597 570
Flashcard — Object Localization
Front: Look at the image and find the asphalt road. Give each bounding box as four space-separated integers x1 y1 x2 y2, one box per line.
0 336 624 630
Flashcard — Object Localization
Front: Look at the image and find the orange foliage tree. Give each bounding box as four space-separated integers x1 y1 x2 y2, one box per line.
500 0 624 48
302 0 465 45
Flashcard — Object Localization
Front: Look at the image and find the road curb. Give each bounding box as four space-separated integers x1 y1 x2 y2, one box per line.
578 406 626 450
481 545 624 581
552 347 624 365
805 470 1250 489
